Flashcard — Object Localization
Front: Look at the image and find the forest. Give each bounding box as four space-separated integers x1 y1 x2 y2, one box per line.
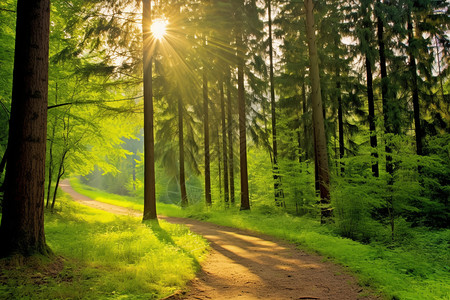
0 0 449 299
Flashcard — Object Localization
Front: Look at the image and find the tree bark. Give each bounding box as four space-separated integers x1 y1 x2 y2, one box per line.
203 66 212 206
237 35 250 211
304 0 331 223
220 79 229 205
0 0 51 257
178 94 188 207
143 0 157 220
227 75 235 205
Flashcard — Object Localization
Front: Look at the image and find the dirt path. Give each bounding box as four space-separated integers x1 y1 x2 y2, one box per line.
60 180 377 300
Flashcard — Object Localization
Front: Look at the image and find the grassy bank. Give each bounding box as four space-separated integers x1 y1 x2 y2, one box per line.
0 192 208 299
71 179 450 300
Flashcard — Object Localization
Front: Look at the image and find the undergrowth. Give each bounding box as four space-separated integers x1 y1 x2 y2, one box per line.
0 193 208 299
71 179 450 300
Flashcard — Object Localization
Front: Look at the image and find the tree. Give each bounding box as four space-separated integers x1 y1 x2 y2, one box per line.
203 64 212 206
220 78 229 205
227 74 236 205
267 0 284 205
237 31 250 211
376 0 401 177
143 0 157 220
0 0 51 257
304 0 331 222
178 93 189 207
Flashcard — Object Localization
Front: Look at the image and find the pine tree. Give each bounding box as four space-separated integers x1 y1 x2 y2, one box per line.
304 0 331 222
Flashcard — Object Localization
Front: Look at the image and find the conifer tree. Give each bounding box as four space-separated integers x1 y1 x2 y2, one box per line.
143 0 157 220
304 0 331 222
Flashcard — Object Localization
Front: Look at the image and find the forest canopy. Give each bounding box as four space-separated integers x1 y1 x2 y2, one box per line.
0 0 449 249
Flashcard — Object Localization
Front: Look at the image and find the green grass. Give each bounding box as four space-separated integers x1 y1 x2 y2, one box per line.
0 192 209 300
71 179 450 300
70 177 145 211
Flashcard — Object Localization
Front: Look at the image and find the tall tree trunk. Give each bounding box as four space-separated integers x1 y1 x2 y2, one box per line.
376 0 393 176
227 75 235 205
268 0 283 205
0 147 8 191
408 14 422 156
220 79 229 205
237 34 250 211
377 0 394 238
336 68 344 175
51 150 67 212
203 66 212 206
217 125 222 196
366 55 379 177
0 0 51 257
301 81 309 161
178 94 188 207
46 83 57 208
46 120 56 208
362 1 379 178
143 0 157 220
304 0 331 223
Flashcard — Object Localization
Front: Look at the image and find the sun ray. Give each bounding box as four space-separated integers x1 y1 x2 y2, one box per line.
151 19 167 40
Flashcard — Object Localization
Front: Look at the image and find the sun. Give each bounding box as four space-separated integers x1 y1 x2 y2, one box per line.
151 19 167 40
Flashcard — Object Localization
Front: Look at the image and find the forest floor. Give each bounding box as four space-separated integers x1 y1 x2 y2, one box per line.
59 180 378 300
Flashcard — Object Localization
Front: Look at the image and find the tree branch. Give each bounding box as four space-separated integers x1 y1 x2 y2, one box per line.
0 8 15 13
47 95 143 109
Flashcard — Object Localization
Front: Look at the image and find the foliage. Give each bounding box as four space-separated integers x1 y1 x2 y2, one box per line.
331 133 450 242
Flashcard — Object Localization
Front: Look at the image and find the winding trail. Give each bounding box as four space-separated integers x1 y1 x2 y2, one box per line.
59 180 377 300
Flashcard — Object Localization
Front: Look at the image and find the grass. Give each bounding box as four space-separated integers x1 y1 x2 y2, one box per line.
0 192 209 300
71 179 450 300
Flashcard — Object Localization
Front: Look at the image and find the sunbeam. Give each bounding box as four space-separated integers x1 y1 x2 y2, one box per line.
151 19 167 40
